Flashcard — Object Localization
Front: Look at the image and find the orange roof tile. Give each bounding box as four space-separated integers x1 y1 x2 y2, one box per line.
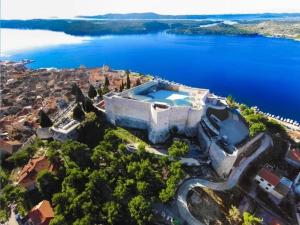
258 167 280 186
288 148 300 163
28 200 54 225
18 156 54 184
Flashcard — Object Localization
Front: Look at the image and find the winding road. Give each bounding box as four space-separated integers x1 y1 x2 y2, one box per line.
176 133 273 225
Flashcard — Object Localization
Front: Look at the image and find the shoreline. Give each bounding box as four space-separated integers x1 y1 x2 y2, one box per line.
2 59 300 128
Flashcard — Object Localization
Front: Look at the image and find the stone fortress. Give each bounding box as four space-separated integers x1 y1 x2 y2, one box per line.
104 79 209 143
104 79 250 177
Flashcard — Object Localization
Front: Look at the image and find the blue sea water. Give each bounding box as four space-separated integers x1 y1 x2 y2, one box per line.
3 32 300 121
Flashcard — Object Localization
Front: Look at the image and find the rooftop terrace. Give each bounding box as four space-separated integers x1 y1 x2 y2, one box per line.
119 79 209 108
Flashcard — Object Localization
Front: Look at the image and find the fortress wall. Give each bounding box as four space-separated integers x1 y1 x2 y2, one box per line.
209 142 238 177
197 124 209 150
168 106 190 132
125 80 157 96
149 106 171 143
105 96 151 129
103 95 116 123
185 108 204 136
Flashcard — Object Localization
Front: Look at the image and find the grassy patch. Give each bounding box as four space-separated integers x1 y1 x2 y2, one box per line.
112 127 149 146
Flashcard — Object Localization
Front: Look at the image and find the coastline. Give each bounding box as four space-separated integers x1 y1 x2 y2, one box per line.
3 59 300 129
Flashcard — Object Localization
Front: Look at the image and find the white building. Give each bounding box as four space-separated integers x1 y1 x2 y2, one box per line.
104 80 209 144
197 101 250 177
255 166 292 202
50 117 80 141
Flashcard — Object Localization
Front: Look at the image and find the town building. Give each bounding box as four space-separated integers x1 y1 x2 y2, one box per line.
254 165 293 202
27 200 54 225
285 147 300 168
0 139 22 155
50 117 80 142
17 156 55 190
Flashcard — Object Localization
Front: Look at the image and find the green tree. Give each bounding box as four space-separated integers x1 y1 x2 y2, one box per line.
128 195 152 225
104 76 110 87
39 110 53 127
103 130 122 149
0 185 27 221
228 205 242 224
243 212 262 225
36 170 60 200
72 84 85 103
136 181 149 195
46 147 61 165
97 87 103 99
73 104 85 121
126 70 131 89
226 95 238 108
82 97 95 113
103 85 110 94
61 141 92 168
7 146 37 167
168 140 189 158
0 169 8 188
77 112 104 148
249 123 266 137
71 83 79 95
49 214 68 225
88 84 97 99
119 80 124 92
102 201 121 225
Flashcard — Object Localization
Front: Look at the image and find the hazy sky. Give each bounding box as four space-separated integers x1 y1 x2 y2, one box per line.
1 0 300 19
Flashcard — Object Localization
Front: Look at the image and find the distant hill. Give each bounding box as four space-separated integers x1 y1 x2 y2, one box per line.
1 13 299 40
78 12 300 20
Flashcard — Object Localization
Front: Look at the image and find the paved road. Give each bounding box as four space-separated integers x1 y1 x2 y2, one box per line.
176 134 272 225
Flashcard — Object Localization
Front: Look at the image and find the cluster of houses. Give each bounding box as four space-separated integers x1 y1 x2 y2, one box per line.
12 155 55 225
0 62 148 156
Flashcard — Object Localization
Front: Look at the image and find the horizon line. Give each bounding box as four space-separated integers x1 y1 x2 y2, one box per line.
2 11 300 20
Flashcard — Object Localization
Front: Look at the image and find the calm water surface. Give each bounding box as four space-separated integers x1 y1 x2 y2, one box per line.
2 31 300 121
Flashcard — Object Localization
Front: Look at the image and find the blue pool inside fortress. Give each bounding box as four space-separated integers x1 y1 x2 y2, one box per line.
3 31 300 121
145 90 192 106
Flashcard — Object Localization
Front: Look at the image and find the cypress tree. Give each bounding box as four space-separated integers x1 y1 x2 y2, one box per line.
104 76 110 87
71 83 79 95
102 85 110 94
82 97 95 113
39 110 53 128
97 88 103 99
72 84 85 103
73 104 85 121
126 71 131 89
88 84 97 99
135 78 141 86
119 80 124 92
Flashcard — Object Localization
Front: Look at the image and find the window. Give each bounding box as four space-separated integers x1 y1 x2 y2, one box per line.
260 178 264 181
267 183 271 187
266 187 269 190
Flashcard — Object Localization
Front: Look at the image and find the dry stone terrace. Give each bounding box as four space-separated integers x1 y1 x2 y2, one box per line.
0 61 149 154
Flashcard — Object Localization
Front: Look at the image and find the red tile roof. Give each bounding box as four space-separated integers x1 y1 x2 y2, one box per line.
28 200 54 225
288 148 300 163
258 167 280 186
268 218 284 225
18 156 54 185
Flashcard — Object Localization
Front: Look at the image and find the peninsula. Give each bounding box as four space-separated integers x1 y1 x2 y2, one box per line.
1 13 300 41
